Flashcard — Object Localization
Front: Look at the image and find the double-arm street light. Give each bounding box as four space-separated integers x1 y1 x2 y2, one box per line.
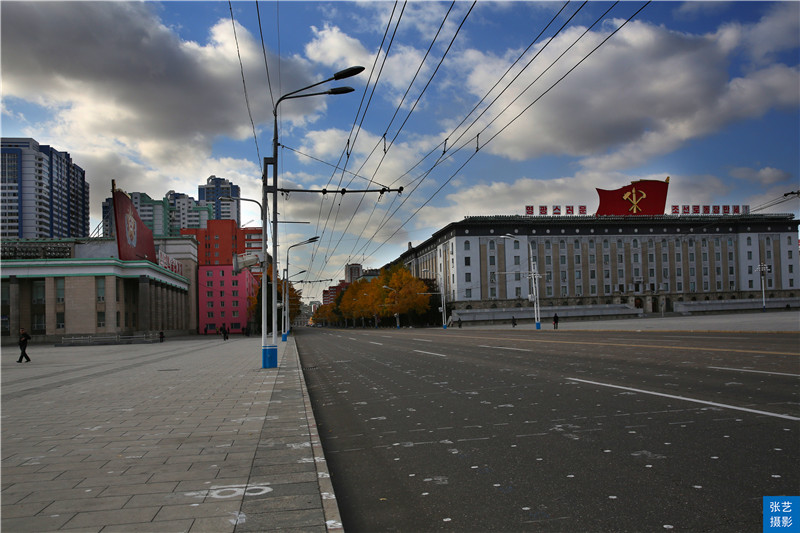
220 196 271 352
283 237 319 341
382 285 401 329
422 268 447 329
502 234 541 329
264 65 364 368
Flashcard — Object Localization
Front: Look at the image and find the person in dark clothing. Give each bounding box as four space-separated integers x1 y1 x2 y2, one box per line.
511 316 517 328
17 328 31 363
221 324 229 341
457 318 462 329
553 313 559 330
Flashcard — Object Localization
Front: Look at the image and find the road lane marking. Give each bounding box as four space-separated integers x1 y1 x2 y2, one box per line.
413 338 432 342
567 378 800 421
369 342 383 346
708 366 800 378
479 345 533 352
413 350 447 357
410 333 799 356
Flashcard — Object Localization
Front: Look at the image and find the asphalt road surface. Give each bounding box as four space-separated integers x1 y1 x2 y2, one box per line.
296 325 799 532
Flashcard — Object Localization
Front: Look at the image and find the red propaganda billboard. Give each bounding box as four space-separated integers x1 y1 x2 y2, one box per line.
113 188 157 263
595 177 670 216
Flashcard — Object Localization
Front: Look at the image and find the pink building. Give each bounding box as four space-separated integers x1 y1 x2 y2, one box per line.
199 265 257 335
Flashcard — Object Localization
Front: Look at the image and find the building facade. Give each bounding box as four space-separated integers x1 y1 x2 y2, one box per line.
198 175 240 225
1 237 196 342
198 265 257 335
399 214 800 318
1 138 90 239
102 190 213 238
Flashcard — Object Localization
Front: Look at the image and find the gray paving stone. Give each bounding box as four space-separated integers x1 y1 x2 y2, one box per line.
1 338 341 533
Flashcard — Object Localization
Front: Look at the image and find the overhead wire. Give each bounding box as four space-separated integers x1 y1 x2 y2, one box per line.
360 1 650 261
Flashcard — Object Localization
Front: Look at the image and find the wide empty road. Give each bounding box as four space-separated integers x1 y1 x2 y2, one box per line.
296 327 799 532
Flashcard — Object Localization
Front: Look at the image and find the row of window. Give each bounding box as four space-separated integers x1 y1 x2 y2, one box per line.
206 300 240 308
462 235 792 252
205 311 241 318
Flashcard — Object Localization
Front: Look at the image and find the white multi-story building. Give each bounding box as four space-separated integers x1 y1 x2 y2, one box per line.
102 190 213 238
1 138 89 239
399 214 800 319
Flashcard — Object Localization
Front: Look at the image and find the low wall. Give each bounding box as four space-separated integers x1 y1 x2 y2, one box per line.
451 304 643 326
673 297 799 314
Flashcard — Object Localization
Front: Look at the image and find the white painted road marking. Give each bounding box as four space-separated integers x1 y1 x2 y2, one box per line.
413 350 447 357
567 378 800 421
708 366 800 378
370 342 383 346
478 345 533 352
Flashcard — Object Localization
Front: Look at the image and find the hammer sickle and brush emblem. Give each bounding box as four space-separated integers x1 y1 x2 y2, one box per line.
623 188 646 213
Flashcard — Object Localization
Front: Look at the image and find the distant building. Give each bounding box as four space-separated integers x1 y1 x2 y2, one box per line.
198 175 240 224
102 190 213 238
322 280 349 306
396 213 800 322
345 263 363 283
181 219 263 335
1 138 90 239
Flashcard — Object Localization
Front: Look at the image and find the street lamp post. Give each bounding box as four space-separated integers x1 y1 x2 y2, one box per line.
383 285 400 328
503 234 541 329
221 196 270 356
757 263 769 311
265 66 364 368
422 269 447 329
283 237 319 341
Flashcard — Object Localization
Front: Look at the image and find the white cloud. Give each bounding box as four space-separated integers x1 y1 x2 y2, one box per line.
730 166 791 186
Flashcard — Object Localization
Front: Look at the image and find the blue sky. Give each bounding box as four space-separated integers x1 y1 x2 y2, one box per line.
2 1 798 302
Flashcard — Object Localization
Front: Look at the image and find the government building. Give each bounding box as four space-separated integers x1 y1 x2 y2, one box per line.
398 209 799 323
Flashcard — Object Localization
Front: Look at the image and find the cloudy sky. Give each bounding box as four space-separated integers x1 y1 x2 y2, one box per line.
2 1 799 301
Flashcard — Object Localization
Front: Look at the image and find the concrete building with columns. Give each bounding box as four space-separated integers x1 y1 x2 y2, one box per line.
1 236 197 343
396 213 800 324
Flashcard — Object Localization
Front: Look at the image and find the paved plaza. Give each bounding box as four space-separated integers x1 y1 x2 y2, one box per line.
1 336 340 533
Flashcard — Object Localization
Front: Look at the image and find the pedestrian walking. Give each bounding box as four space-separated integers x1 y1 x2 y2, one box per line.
159 331 165 343
17 327 31 363
553 313 559 330
511 316 517 328
458 318 462 329
221 324 229 341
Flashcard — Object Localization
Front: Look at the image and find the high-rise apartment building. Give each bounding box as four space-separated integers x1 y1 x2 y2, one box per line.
198 175 240 225
1 138 89 239
102 190 213 238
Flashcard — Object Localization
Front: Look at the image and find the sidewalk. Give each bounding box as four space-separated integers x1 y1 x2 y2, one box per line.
1 335 340 533
467 309 800 332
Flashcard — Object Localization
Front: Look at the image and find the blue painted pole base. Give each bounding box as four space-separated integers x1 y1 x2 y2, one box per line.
442 324 447 329
535 322 541 330
263 345 277 368
281 332 288 342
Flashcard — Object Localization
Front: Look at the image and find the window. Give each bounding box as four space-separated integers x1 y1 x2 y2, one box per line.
575 270 581 280
490 287 496 298
603 240 609 249
56 312 65 329
207 291 213 297
747 236 752 246
545 241 551 250
489 240 495 250
515 287 521 298
56 278 65 303
560 240 566 250
514 256 520 266
233 311 240 318
465 272 472 282
465 257 471 266
207 301 214 308
465 288 472 298
560 255 566 265
513 240 520 250
633 253 639 263
220 291 225 297
632 239 639 249
489 256 496 266
575 255 581 265
97 311 106 328
207 312 214 318
747 251 752 260
464 240 471 251
545 256 552 266
232 290 239 297
207 271 213 277
232 280 239 287
232 301 239 307
574 239 580 249
96 277 105 302
206 281 213 287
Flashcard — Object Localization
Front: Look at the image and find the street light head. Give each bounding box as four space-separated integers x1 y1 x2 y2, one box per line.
328 86 354 95
334 66 365 80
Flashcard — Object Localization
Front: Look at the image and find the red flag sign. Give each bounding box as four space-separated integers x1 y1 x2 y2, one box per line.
113 190 157 262
595 178 669 216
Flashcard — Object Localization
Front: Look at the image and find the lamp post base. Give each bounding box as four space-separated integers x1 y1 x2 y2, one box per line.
535 322 541 330
262 345 278 368
281 332 288 342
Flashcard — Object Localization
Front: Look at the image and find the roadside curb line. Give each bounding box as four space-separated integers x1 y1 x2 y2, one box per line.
290 338 344 531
